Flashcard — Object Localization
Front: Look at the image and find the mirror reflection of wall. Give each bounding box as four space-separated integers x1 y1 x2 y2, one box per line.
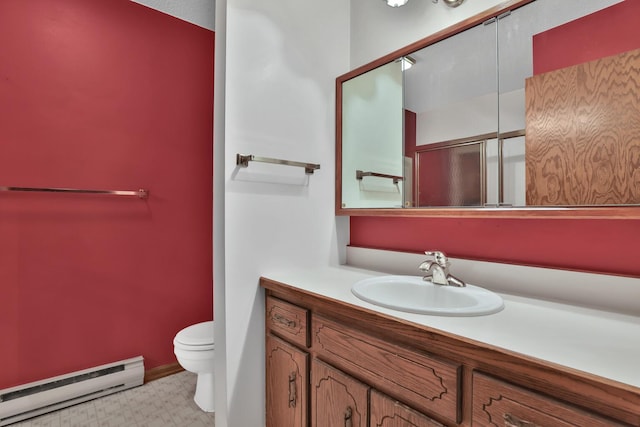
405 21 498 146
341 61 404 209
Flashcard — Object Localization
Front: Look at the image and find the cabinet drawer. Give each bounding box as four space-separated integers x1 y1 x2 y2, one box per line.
371 390 445 427
266 296 309 348
312 314 461 424
472 373 623 426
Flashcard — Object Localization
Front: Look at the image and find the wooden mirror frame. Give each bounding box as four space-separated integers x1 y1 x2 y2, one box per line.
335 0 640 219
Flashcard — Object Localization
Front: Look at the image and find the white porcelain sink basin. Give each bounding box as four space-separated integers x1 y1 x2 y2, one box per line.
351 275 504 316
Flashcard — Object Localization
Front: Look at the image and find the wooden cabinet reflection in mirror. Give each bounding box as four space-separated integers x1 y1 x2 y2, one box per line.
526 48 640 205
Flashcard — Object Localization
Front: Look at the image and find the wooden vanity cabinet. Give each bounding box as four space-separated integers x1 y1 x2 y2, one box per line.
263 282 640 426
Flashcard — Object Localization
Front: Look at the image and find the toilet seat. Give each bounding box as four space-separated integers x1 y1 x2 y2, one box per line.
174 321 214 351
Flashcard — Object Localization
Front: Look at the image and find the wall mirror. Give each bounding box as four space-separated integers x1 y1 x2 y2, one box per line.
336 0 640 217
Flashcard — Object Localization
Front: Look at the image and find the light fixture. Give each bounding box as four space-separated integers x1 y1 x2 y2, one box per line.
385 0 409 7
397 56 415 71
432 0 465 6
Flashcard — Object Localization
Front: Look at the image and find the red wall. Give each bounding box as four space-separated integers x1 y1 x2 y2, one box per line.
0 1 214 388
351 2 640 278
533 0 640 75
350 217 640 276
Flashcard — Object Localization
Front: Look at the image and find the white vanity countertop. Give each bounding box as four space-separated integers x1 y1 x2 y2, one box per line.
263 265 640 390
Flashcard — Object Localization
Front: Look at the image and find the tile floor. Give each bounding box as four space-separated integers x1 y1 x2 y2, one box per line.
9 371 215 427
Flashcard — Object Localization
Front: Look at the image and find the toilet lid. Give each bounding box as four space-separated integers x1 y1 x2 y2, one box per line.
174 321 214 347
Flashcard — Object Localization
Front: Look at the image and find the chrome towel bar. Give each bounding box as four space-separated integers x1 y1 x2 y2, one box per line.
356 170 403 185
236 154 320 174
0 186 149 199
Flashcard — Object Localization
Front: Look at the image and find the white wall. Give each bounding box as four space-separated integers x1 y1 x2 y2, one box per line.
219 0 350 425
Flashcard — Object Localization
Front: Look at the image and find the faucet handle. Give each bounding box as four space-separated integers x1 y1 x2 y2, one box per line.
424 251 448 267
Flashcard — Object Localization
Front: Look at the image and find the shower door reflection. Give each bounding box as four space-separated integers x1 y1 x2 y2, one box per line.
415 141 485 207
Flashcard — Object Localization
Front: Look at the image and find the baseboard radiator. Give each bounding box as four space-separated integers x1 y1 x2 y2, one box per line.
0 356 144 426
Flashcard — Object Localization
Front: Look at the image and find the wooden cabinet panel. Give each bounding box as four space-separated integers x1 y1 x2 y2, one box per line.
472 373 624 427
267 296 309 348
370 390 444 427
525 48 640 206
266 334 309 427
312 314 461 424
311 359 369 427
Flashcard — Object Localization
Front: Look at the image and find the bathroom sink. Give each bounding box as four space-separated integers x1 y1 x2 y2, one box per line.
351 275 504 316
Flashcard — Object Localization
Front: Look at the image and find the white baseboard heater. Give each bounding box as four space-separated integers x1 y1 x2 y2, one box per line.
0 356 144 426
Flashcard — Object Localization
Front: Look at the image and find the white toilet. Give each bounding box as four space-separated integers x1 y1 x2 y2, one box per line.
173 321 215 412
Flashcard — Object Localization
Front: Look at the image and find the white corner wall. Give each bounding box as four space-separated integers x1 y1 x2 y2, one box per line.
129 0 215 30
219 0 350 425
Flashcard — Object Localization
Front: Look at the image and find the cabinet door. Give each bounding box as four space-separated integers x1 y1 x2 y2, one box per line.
266 334 308 427
311 359 369 427
370 390 444 427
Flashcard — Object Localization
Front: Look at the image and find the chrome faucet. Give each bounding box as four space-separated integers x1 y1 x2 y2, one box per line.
419 251 466 287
